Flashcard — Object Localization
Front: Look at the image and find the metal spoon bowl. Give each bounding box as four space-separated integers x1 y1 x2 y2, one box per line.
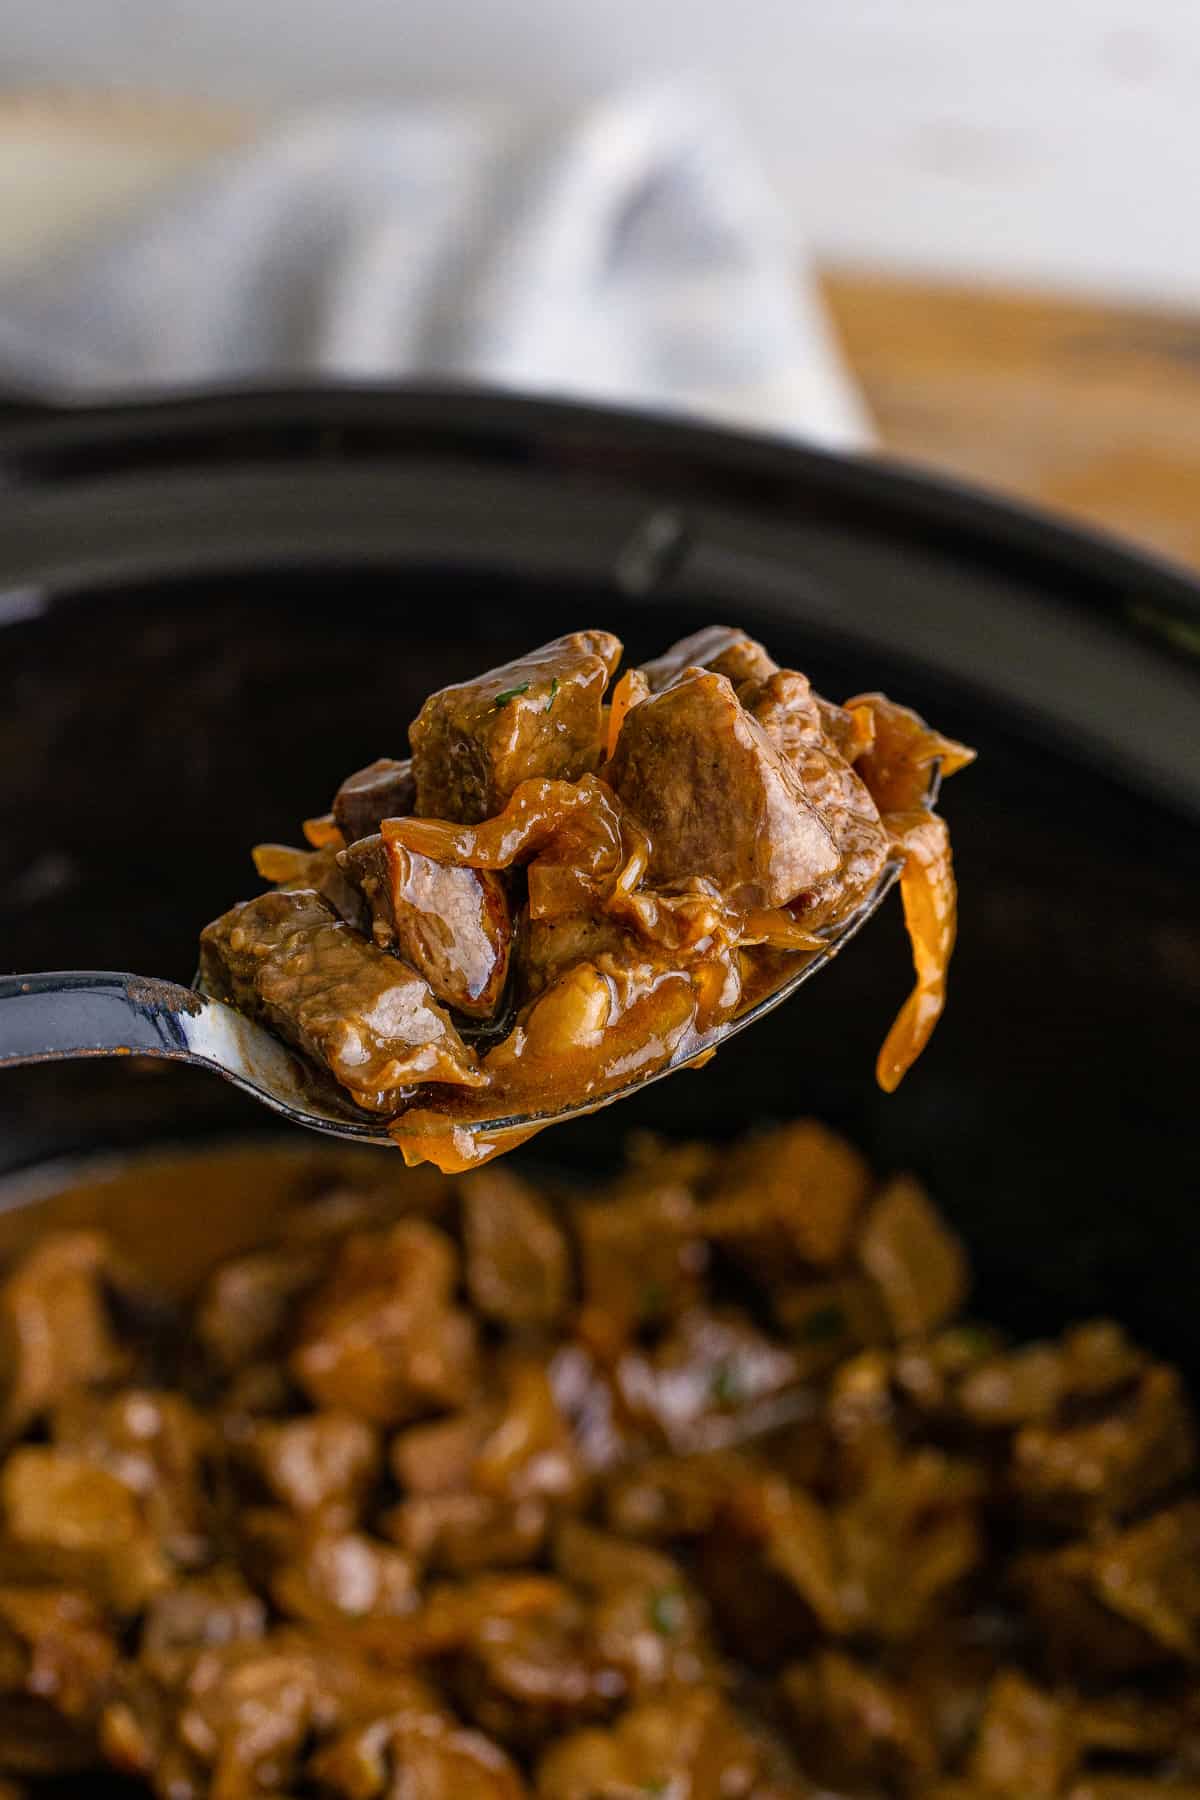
0 859 902 1149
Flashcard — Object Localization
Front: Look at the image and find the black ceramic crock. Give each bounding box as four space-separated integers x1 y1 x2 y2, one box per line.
1 387 1197 1365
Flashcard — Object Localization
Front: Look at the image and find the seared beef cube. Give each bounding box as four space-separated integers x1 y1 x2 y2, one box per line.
52 1389 215 1568
196 1244 323 1373
967 1670 1079 1795
615 1310 802 1455
640 623 778 693
0 1447 168 1613
101 1636 359 1799
780 1650 938 1791
0 1231 130 1438
606 668 840 907
268 1525 419 1625
461 1168 571 1328
834 1448 984 1641
0 1586 117 1775
575 1168 707 1340
605 1451 757 1542
384 1491 550 1574
857 1174 969 1341
748 669 890 923
238 1509 418 1626
332 756 416 843
522 911 638 1001
140 1572 267 1680
312 1707 527 1800
238 1412 379 1523
339 833 511 1018
1011 1362 1196 1530
538 1686 799 1798
697 1473 845 1666
292 1220 479 1425
1085 1502 1200 1661
453 1597 626 1754
409 631 622 823
199 889 483 1113
702 1118 874 1276
251 842 368 931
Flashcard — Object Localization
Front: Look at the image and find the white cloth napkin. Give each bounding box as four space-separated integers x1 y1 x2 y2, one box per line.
0 85 870 448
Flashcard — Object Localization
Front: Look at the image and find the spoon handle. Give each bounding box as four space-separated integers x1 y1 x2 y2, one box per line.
0 971 199 1067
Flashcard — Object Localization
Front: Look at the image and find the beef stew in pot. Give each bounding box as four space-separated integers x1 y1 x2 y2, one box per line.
0 1123 1195 1797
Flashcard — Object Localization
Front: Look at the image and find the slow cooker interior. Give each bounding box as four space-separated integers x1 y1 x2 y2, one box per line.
2 558 1197 1368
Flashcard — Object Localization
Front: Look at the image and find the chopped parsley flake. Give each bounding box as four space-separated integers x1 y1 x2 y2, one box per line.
545 677 559 713
639 1278 667 1317
796 1302 847 1344
492 682 531 709
648 1587 687 1636
709 1357 744 1405
945 1323 999 1359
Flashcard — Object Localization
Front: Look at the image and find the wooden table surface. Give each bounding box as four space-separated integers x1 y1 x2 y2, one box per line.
824 270 1200 574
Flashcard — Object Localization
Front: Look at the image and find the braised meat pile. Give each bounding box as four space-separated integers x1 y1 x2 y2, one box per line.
200 628 973 1170
0 1125 1197 1798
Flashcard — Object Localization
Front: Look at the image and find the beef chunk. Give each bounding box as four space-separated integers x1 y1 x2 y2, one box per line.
1086 1502 1200 1660
604 1450 758 1543
385 1491 550 1574
575 1168 707 1342
52 1389 215 1568
606 667 840 907
640 623 778 692
390 1407 493 1496
251 841 369 929
385 1360 582 1575
834 1449 984 1641
1012 1361 1195 1530
101 1636 383 1799
702 1119 874 1277
339 833 512 1018
452 1593 626 1754
747 667 890 925
140 1573 267 1682
333 756 416 842
409 632 622 823
196 1243 323 1372
461 1169 571 1329
616 1309 802 1454
521 911 638 1001
199 888 484 1112
242 1512 419 1625
1016 1542 1172 1679
0 1232 129 1438
958 1321 1145 1432
857 1174 969 1340
966 1669 1079 1796
292 1220 479 1425
238 1411 379 1523
537 1687 796 1799
312 1709 529 1799
698 1472 845 1666
0 1448 168 1613
0 1586 117 1775
553 1521 719 1699
780 1649 938 1791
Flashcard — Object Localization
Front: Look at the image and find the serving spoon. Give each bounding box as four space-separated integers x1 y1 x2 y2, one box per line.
0 858 902 1149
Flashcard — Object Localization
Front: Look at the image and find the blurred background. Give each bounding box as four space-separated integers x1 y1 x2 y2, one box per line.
3 0 1200 564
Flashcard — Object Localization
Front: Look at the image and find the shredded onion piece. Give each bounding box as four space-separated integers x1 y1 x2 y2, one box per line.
875 810 958 1093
